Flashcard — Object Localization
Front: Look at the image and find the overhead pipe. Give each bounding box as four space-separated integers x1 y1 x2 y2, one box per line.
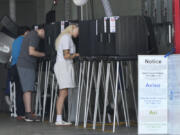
100 0 113 17
9 0 16 22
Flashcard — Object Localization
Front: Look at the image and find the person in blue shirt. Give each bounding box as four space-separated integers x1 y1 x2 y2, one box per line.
11 36 25 66
10 26 30 120
11 27 30 66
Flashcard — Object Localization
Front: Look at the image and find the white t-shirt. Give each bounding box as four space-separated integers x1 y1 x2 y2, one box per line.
56 34 76 63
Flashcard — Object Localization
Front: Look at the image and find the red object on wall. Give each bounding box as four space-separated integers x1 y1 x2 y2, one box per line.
174 0 180 53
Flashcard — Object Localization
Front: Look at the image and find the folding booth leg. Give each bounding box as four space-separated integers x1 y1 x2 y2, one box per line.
118 71 128 127
97 101 102 123
113 61 120 133
35 62 42 115
77 61 87 125
75 61 84 126
109 62 120 125
10 82 17 118
10 82 13 116
51 83 58 123
128 61 137 119
68 61 81 122
38 62 43 116
13 82 17 117
121 62 130 127
49 74 55 123
102 62 111 131
101 62 112 124
10 82 14 117
84 61 91 128
69 61 80 123
42 61 51 122
68 86 74 122
84 62 96 128
93 60 103 130
75 62 82 126
42 61 48 121
42 61 48 118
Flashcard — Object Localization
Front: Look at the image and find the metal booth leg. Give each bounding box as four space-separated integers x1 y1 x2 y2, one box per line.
113 61 120 133
42 61 51 122
120 61 130 127
93 60 103 130
83 61 91 128
49 74 55 123
102 62 111 131
75 61 85 126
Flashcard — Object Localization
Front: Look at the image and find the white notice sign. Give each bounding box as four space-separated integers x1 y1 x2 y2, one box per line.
138 55 168 134
168 55 180 134
110 17 116 33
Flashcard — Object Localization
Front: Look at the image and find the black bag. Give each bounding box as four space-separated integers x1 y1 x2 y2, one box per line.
44 22 61 63
0 16 18 38
46 10 56 24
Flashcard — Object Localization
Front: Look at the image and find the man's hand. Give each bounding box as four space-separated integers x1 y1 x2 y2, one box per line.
29 46 45 57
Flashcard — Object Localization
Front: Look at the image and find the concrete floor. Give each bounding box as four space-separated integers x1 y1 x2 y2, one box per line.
0 113 137 135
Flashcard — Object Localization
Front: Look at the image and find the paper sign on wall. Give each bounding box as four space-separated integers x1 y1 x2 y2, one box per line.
138 55 168 134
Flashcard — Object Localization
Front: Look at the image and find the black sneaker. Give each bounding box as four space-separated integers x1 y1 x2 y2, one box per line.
31 113 41 122
25 112 41 122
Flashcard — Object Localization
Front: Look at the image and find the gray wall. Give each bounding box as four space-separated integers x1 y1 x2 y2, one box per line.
0 1 9 17
16 0 37 26
110 0 142 16
0 0 143 26
76 0 142 20
0 0 37 26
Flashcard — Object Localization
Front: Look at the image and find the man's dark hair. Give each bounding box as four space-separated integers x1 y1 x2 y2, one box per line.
18 26 30 35
32 24 44 30
38 24 45 30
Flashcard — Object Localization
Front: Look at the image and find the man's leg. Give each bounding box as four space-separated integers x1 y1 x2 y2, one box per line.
14 65 25 117
17 67 39 122
23 91 40 122
23 91 32 113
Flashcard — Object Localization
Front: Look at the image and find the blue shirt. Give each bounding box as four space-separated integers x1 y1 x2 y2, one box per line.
11 36 24 66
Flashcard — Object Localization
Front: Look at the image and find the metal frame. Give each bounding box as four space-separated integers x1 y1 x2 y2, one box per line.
10 81 17 118
42 61 51 122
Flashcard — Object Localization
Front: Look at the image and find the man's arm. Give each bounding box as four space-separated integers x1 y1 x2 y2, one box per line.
29 46 45 57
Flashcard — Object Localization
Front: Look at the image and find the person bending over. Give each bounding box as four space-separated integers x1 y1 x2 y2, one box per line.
16 26 45 122
10 26 30 120
54 25 79 126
